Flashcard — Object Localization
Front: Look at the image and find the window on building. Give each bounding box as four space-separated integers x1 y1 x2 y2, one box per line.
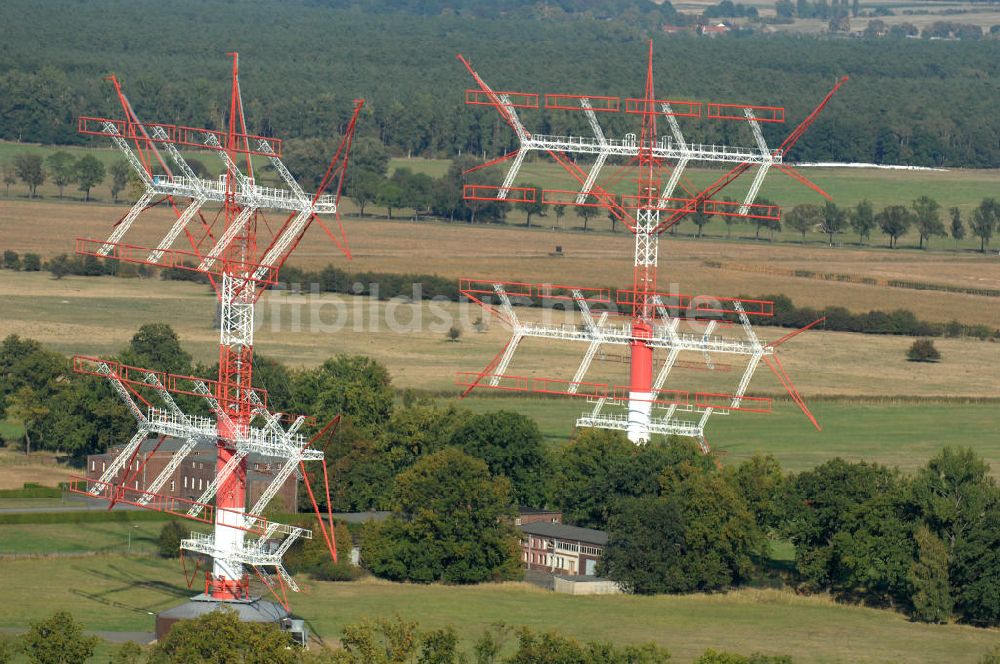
101 462 106 472
183 476 187 489
134 480 139 490
198 478 203 490
91 460 95 471
170 480 175 492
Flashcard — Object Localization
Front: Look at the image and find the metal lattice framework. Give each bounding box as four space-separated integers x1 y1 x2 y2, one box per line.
68 53 363 609
457 43 846 449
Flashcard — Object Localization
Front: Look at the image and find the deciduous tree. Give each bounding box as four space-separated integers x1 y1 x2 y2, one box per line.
952 503 1000 627
74 154 105 201
690 208 712 238
157 520 186 558
21 611 99 664
783 458 912 600
292 355 393 437
911 446 996 553
577 202 599 231
912 195 945 249
877 205 912 248
552 203 566 229
602 461 763 594
970 198 997 252
450 410 550 508
14 153 45 197
909 525 953 623
109 160 130 203
849 199 875 245
821 201 846 245
1 161 16 195
364 448 521 584
7 386 49 455
44 151 76 198
516 185 544 227
147 607 298 664
785 203 822 242
949 206 965 246
122 323 193 375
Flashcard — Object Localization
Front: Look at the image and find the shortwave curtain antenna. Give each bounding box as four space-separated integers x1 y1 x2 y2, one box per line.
68 53 364 610
456 42 845 451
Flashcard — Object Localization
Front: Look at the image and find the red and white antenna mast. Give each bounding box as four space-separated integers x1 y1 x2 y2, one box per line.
69 54 363 607
458 43 845 448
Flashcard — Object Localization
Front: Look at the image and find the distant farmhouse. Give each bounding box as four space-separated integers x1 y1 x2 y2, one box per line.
519 517 607 578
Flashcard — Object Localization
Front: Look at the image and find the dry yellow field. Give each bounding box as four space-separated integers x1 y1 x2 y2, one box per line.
0 271 996 399
1 198 998 328
0 449 76 490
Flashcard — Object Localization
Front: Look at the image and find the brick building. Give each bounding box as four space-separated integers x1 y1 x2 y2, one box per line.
514 509 562 527
519 521 607 577
86 437 298 511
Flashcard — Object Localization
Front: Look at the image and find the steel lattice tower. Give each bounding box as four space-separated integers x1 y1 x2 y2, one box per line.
70 54 363 607
457 43 845 449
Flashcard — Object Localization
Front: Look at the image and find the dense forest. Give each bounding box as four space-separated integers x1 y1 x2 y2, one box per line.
1 0 999 167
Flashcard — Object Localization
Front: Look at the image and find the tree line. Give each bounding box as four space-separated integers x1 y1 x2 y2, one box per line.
783 197 999 251
3 0 1000 168
1 151 126 202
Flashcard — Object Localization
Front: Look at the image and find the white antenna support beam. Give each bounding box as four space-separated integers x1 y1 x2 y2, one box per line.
198 206 256 271
187 448 250 518
98 364 147 423
147 196 207 263
497 149 528 201
246 453 301 518
701 319 718 370
136 437 199 505
740 109 773 215
97 191 155 256
103 123 153 186
89 428 149 494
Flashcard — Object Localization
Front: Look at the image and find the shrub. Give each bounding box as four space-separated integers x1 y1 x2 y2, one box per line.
21 611 99 664
2 250 20 271
157 520 186 558
907 339 941 362
22 253 41 271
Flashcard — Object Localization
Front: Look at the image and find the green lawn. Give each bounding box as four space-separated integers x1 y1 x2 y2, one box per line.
448 396 1000 475
0 555 997 663
0 521 168 556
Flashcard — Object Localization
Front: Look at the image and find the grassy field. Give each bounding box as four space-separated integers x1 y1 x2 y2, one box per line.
0 448 76 491
392 157 1000 224
453 396 1000 475
0 555 997 663
0 271 997 397
0 521 165 556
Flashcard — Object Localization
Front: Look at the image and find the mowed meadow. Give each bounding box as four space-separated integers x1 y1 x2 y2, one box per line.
0 553 998 663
